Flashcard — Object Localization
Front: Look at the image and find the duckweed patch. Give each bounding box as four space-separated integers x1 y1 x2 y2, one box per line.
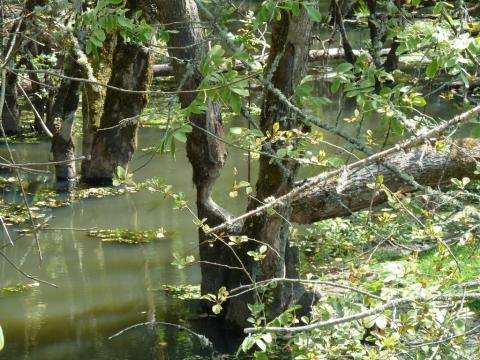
87 227 171 244
0 200 44 225
0 282 39 295
161 284 201 300
72 185 140 199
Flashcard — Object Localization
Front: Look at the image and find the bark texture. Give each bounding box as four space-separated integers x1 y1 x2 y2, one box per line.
80 35 116 175
225 8 315 327
291 138 480 224
1 0 46 134
83 2 152 183
51 54 82 181
156 0 231 297
2 70 20 134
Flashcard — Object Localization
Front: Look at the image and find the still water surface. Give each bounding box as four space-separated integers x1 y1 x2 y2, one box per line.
0 128 250 359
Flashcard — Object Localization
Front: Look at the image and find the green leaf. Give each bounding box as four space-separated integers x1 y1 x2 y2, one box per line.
255 339 267 352
117 16 134 29
331 78 341 94
93 28 106 42
303 4 321 22
426 59 439 78
212 304 223 314
230 87 249 97
390 118 404 135
229 93 242 114
173 131 187 143
89 36 103 48
230 127 243 135
0 324 4 351
411 96 426 107
375 314 388 329
470 124 480 138
336 62 354 74
85 41 93 55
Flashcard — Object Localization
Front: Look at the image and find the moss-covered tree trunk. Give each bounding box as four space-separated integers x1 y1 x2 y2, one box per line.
51 55 82 181
80 36 116 175
156 0 232 297
225 7 315 328
83 3 152 184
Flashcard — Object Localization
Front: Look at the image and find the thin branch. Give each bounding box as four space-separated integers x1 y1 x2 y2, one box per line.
0 249 57 288
16 80 53 138
244 293 480 334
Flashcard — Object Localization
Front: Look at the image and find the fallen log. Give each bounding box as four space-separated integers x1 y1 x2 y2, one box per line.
291 138 480 224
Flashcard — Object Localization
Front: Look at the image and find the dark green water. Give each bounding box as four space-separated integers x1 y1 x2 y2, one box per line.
0 128 252 359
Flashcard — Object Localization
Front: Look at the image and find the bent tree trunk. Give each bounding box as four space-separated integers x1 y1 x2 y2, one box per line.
51 55 82 181
291 138 480 224
83 14 152 183
225 8 315 327
156 0 231 296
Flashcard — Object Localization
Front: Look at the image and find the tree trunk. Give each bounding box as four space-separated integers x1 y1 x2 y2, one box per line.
2 70 20 134
333 0 357 64
83 3 152 184
225 7 315 328
156 0 232 297
80 36 116 175
291 138 480 224
1 0 46 134
51 55 82 181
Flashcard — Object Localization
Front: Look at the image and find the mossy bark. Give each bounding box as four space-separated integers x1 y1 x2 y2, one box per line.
80 36 116 175
83 37 152 183
51 55 82 181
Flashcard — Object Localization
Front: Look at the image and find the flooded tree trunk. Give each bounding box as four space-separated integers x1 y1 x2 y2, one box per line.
51 55 82 181
80 36 116 175
83 38 152 183
156 0 231 296
225 8 314 328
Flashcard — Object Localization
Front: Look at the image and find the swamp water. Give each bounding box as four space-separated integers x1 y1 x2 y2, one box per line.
0 128 251 359
0 7 469 356
0 94 463 359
